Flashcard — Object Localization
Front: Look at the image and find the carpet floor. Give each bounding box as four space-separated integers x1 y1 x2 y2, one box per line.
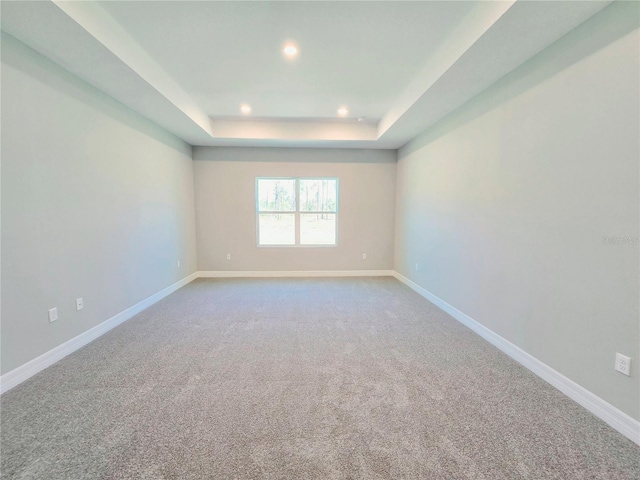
1 277 638 479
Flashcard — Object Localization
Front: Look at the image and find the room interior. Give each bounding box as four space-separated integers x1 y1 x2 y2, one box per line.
1 1 639 478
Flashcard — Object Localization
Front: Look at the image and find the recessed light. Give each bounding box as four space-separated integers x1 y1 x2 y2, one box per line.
240 104 251 114
357 117 365 122
337 107 349 117
283 43 298 58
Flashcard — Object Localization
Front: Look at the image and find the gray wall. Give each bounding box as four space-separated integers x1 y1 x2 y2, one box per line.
394 3 639 420
194 147 396 272
1 35 198 374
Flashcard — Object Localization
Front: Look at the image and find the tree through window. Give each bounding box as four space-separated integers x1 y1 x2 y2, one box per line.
256 177 338 246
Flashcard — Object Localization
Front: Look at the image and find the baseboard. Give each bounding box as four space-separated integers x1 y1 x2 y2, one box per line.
393 271 640 446
4 270 637 445
198 270 395 278
0 272 198 395
0 269 386 394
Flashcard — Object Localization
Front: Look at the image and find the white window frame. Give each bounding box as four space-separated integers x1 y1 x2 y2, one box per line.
256 177 339 247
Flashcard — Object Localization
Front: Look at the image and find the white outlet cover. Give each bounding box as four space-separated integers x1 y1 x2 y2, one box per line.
76 298 84 311
227 254 231 260
48 307 58 322
615 353 631 376
362 253 367 260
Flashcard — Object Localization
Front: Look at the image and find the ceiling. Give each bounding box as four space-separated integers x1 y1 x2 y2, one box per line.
1 1 612 149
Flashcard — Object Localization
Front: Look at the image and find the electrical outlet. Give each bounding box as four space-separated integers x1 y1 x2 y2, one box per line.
415 263 419 272
177 260 180 268
362 253 367 260
48 307 58 323
615 353 631 376
76 298 83 311
226 253 231 260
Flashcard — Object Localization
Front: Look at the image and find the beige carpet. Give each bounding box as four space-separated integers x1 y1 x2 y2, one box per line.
1 277 639 479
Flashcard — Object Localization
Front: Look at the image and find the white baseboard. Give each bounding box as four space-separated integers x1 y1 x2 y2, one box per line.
0 272 198 395
4 270 637 446
1 269 387 394
393 271 640 446
198 270 394 278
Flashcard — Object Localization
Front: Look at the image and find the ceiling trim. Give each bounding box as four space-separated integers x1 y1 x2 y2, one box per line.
212 120 377 142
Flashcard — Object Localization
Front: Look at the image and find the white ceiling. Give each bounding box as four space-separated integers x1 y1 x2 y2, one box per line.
98 1 475 121
1 0 612 149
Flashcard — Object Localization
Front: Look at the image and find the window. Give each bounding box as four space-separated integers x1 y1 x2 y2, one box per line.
257 177 338 246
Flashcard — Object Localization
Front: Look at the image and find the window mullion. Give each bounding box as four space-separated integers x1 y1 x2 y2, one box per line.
295 178 300 245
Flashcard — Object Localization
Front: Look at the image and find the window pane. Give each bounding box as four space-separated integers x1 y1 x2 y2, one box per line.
259 214 295 245
300 179 337 212
300 213 336 245
258 179 296 212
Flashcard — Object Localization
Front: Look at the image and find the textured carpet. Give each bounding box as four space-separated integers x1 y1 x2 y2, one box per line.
1 277 638 479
